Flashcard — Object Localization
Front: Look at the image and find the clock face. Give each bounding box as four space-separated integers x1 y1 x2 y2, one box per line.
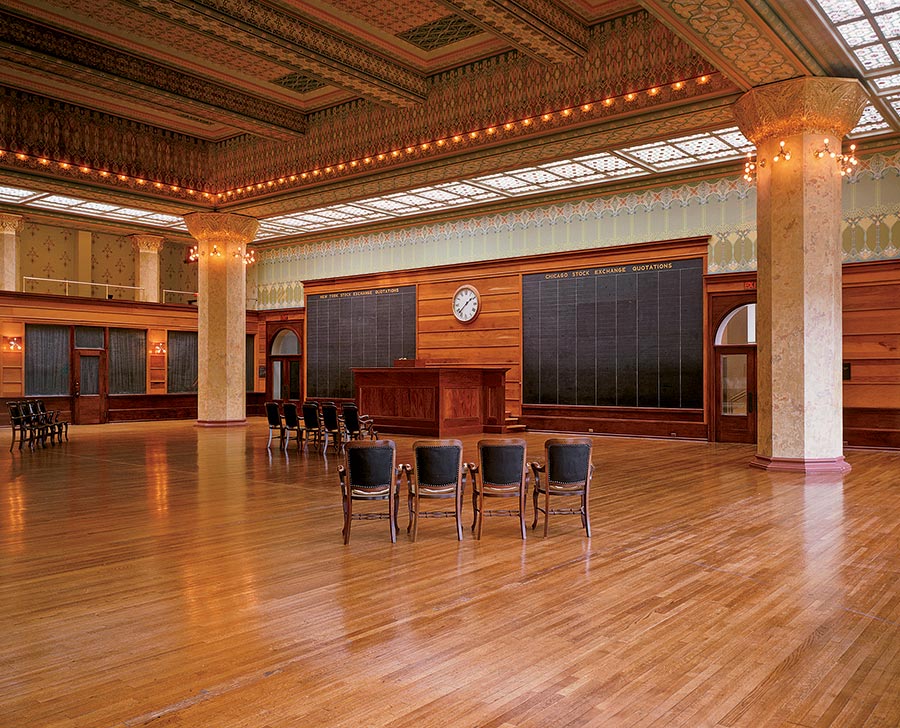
452 285 480 323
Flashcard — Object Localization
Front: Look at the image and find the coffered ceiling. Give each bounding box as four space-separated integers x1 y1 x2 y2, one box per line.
0 0 897 243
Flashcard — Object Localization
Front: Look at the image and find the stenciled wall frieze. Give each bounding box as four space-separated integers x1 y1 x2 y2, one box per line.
254 149 900 309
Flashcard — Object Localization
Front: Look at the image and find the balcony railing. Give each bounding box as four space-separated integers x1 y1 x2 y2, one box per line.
23 276 143 300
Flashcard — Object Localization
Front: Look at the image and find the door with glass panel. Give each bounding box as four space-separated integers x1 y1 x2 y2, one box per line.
73 326 108 425
713 304 757 443
267 327 303 403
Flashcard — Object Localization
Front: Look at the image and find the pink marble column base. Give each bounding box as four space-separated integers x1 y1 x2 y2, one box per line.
749 455 851 473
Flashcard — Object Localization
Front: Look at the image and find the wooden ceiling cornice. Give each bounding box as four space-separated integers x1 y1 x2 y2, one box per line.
436 0 591 63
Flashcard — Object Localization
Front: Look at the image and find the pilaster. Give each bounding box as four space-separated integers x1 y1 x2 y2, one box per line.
0 213 24 291
129 234 165 303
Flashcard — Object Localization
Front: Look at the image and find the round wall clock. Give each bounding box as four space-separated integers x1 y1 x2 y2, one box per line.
452 284 481 323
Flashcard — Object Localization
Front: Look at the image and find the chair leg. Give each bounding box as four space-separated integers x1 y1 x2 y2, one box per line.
267 428 273 449
543 487 550 538
342 495 352 545
520 486 527 540
407 487 413 534
411 491 419 542
471 486 478 533
476 489 485 540
455 487 463 541
583 490 591 538
389 489 397 543
532 484 539 529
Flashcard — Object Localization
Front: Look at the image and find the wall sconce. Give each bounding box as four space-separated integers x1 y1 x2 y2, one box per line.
153 342 167 355
3 336 22 351
743 140 791 183
234 247 256 265
814 138 858 176
186 244 223 262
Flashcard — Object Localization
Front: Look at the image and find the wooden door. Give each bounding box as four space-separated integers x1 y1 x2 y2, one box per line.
73 350 108 424
714 345 757 443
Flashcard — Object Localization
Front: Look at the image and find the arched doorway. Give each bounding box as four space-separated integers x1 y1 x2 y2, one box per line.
714 303 757 443
268 328 302 402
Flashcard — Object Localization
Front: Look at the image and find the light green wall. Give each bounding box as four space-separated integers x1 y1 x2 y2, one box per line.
255 149 900 310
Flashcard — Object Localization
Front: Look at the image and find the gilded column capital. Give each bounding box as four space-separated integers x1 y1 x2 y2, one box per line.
733 77 869 145
128 234 165 253
0 213 24 233
183 212 259 246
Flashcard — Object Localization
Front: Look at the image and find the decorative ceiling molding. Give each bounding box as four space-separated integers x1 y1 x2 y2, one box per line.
639 0 814 89
0 11 308 139
436 0 590 63
232 96 740 219
124 0 429 106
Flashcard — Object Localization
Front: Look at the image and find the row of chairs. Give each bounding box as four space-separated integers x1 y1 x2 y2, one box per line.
339 437 593 544
265 400 376 451
7 400 69 451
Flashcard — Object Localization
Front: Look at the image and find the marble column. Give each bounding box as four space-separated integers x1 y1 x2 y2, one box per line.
129 234 165 303
733 78 868 473
0 213 23 291
184 212 258 426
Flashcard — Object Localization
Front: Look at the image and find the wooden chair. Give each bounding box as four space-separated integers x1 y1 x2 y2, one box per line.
7 401 32 451
338 440 401 544
466 438 528 539
320 402 343 451
530 438 594 537
36 400 68 444
301 402 324 449
282 402 302 450
21 400 51 449
403 439 465 541
264 402 285 449
341 403 376 441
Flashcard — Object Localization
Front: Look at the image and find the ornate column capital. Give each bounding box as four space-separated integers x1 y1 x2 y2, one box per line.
183 212 259 246
128 233 165 253
733 77 869 145
0 213 24 233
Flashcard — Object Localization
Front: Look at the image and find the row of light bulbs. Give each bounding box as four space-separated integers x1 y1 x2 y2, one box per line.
743 138 858 182
187 244 256 265
0 73 716 201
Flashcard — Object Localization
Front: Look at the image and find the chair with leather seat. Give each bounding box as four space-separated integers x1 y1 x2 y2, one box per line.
300 401 324 449
264 402 285 449
338 439 401 544
465 438 528 540
402 439 465 541
529 437 594 537
320 402 343 451
341 402 375 441
281 402 303 450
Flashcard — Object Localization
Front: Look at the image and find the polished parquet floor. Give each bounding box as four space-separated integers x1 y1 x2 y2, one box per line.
1 421 898 728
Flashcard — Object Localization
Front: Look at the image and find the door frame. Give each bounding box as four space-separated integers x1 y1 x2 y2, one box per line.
72 348 108 424
705 274 757 442
265 321 304 403
714 344 757 443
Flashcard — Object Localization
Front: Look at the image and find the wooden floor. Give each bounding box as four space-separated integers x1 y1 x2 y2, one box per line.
2 422 898 728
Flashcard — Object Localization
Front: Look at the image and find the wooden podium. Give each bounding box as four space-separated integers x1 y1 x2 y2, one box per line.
353 364 508 437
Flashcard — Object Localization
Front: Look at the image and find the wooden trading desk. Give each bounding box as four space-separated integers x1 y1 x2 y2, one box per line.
352 366 508 437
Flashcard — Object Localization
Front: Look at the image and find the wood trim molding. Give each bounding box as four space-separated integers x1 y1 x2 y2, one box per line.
749 455 852 473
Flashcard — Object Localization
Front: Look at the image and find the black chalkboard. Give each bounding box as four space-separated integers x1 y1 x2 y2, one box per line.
523 258 703 408
306 285 416 398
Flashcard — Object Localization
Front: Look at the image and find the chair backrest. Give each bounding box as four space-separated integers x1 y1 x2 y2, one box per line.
7 401 22 423
477 438 527 486
342 403 361 432
264 402 282 428
321 402 340 430
282 402 300 428
413 439 463 486
545 438 593 486
22 400 40 421
302 402 320 428
345 440 396 489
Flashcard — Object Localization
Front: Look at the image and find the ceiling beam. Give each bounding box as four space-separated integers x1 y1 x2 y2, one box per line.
0 12 307 139
437 0 590 64
126 0 429 107
640 0 814 90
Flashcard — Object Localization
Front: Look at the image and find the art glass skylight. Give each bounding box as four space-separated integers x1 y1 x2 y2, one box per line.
814 0 900 133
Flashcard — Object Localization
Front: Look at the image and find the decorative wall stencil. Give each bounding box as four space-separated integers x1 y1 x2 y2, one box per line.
19 222 75 294
92 231 135 297
255 150 900 310
160 241 198 303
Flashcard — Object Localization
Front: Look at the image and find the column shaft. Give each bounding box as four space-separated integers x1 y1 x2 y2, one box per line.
0 214 23 291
